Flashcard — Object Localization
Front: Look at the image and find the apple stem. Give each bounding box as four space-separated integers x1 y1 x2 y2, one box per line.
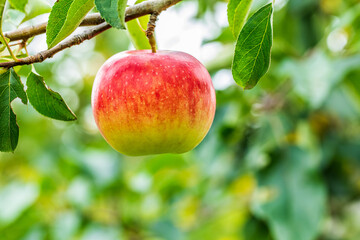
146 12 159 53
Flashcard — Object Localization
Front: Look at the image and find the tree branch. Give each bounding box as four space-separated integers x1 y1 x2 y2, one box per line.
3 13 106 42
0 0 182 68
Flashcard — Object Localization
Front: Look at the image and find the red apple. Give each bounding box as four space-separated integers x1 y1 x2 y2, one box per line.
91 50 216 156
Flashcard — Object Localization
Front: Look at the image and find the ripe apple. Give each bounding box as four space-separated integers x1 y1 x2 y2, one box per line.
91 50 216 156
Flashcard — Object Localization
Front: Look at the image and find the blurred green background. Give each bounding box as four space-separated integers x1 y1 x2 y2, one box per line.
1 0 360 239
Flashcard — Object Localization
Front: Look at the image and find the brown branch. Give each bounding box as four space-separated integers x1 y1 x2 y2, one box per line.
0 0 182 68
0 23 111 68
3 14 104 42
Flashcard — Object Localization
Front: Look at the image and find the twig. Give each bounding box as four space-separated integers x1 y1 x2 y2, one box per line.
3 14 103 43
0 30 18 61
0 23 111 68
9 41 22 47
23 41 29 56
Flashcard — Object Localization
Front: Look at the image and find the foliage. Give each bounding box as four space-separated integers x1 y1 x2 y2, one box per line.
126 0 151 50
231 3 273 89
95 0 127 29
227 0 253 38
0 69 27 152
0 0 360 239
8 0 27 13
26 72 77 121
46 0 95 48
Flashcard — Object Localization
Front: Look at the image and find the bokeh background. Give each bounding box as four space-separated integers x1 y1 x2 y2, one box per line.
1 0 360 239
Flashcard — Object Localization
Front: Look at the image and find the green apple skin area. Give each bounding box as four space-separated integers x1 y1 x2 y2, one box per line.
91 50 216 156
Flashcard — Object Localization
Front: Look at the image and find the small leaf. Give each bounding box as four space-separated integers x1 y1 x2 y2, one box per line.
125 0 153 50
26 72 77 121
232 3 273 89
8 0 28 13
0 69 27 152
126 15 151 50
22 0 52 23
95 0 127 29
2 9 26 30
46 0 95 49
227 0 254 38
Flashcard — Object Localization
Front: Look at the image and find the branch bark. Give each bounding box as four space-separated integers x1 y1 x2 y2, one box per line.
3 14 104 42
0 0 182 68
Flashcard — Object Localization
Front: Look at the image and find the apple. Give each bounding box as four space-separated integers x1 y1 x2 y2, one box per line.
91 50 216 156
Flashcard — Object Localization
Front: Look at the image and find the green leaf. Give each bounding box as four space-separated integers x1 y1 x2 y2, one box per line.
231 3 273 89
22 0 52 23
0 68 27 152
95 0 127 29
126 15 151 50
227 0 254 38
252 147 326 240
26 72 77 121
8 0 28 12
125 0 151 50
46 0 95 49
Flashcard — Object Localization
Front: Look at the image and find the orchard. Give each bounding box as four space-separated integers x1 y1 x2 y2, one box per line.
1 0 360 239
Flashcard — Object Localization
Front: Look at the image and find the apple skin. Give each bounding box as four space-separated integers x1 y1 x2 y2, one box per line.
91 50 216 156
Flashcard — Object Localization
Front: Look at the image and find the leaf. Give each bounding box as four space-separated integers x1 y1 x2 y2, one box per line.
46 0 95 49
126 15 151 50
125 0 151 49
26 72 77 121
252 147 326 240
22 0 52 23
0 69 27 152
2 9 26 30
95 0 127 29
8 0 28 12
227 0 254 38
231 3 273 89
